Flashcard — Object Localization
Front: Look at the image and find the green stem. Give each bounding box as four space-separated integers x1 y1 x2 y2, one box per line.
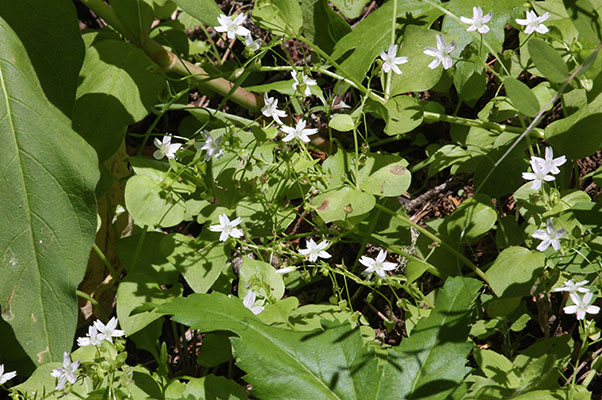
373 203 491 285
423 111 545 137
76 290 109 320
92 243 120 282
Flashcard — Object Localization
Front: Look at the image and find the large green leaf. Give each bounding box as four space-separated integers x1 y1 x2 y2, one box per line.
0 0 84 116
486 247 546 297
159 292 384 400
330 0 442 84
253 0 303 36
173 0 223 27
72 39 164 161
0 17 98 364
300 0 350 53
160 277 481 400
380 276 482 399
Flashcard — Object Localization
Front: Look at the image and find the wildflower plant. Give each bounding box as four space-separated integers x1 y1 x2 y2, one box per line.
5 0 602 398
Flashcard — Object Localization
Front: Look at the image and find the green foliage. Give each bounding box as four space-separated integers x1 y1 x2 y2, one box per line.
7 0 602 396
0 15 98 364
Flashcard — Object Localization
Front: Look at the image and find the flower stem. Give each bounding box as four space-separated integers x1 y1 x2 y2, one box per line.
374 203 491 285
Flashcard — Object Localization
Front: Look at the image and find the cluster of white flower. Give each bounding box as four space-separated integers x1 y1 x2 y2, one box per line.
51 352 80 391
214 13 262 51
554 280 600 320
522 147 566 190
77 317 125 347
297 239 397 279
381 7 549 73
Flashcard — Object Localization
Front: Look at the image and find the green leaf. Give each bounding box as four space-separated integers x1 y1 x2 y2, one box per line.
311 187 376 223
124 174 187 228
545 112 602 159
173 0 223 27
159 292 383 400
0 0 84 116
72 40 164 161
380 276 482 399
329 113 356 132
165 375 249 400
329 0 370 19
116 273 182 335
238 257 285 301
300 0 350 53
161 234 230 293
527 38 569 83
356 154 411 197
331 1 442 84
440 194 497 243
486 247 546 297
564 0 602 45
383 95 423 135
504 78 540 117
0 16 99 364
253 0 303 36
390 26 446 95
115 233 180 284
110 0 155 44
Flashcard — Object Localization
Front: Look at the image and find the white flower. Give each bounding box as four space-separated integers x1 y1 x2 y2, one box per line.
153 136 181 160
532 219 565 252
51 352 80 390
214 14 250 40
424 34 456 70
243 289 264 315
516 10 550 35
77 324 103 347
275 266 296 274
281 119 318 143
522 159 555 190
531 147 566 175
195 132 224 161
298 239 332 262
564 292 600 320
360 250 397 278
0 364 16 385
244 33 263 51
261 93 287 125
380 44 408 75
553 279 590 294
93 317 125 343
291 71 317 97
209 214 244 241
460 6 493 34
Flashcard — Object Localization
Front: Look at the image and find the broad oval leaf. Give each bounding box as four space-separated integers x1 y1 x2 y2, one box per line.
356 154 411 197
384 95 423 135
0 16 99 364
311 187 376 223
125 174 187 228
486 246 546 297
174 0 223 27
0 0 84 116
329 113 355 132
72 39 164 161
504 78 540 117
528 38 569 83
545 112 602 159
440 194 497 243
253 0 303 36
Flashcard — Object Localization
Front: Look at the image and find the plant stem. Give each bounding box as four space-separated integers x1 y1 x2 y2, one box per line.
80 0 261 111
374 203 491 285
92 243 120 282
423 111 545 138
